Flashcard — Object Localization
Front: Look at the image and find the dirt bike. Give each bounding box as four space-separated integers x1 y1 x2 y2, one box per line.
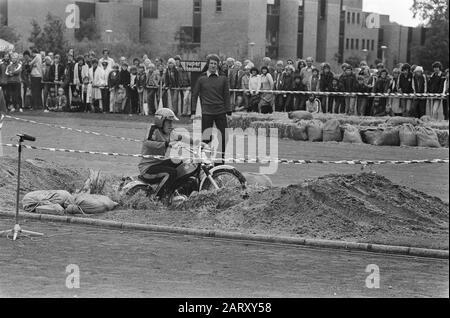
119 143 247 205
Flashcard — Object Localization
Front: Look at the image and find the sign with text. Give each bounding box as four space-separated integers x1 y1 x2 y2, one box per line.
181 61 207 72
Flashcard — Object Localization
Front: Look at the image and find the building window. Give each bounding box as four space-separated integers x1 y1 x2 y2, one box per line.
347 11 351 23
194 0 201 13
143 0 158 19
357 13 360 24
352 12 355 24
346 38 349 49
362 39 365 49
371 39 375 50
351 38 354 50
355 39 359 50
319 0 326 20
216 0 222 13
193 26 201 44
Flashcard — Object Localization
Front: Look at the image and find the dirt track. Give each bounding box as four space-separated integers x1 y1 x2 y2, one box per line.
0 218 448 298
1 112 448 202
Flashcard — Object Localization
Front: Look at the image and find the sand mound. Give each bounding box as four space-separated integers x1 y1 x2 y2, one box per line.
0 157 84 211
176 173 449 244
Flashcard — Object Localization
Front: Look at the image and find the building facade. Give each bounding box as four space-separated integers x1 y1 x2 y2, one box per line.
1 0 425 69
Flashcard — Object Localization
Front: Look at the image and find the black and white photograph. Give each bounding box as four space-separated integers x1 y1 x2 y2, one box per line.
0 0 448 303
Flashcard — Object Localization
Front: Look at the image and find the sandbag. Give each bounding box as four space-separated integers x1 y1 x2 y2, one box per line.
292 121 309 141
35 204 65 215
73 194 118 214
399 124 417 147
386 117 418 126
416 126 441 148
342 125 363 144
436 130 449 148
420 115 433 123
323 119 343 142
22 190 74 212
307 120 323 142
362 128 383 145
376 127 400 146
289 111 313 121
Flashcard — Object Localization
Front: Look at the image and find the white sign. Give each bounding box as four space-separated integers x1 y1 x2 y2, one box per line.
180 61 207 72
365 13 380 29
65 4 80 29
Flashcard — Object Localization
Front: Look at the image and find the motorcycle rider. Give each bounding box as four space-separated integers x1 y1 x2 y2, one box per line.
138 108 182 199
138 108 206 200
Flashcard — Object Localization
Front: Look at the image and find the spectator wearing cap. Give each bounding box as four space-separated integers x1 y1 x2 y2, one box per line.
398 63 413 117
192 54 231 165
319 63 334 113
428 61 446 120
339 64 357 115
99 48 115 73
259 66 274 114
300 57 315 88
163 57 180 115
412 66 427 118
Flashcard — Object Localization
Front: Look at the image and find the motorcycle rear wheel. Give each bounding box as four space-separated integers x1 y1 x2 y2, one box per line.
200 169 247 192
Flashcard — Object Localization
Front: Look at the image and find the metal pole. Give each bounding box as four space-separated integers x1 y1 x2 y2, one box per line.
15 139 22 225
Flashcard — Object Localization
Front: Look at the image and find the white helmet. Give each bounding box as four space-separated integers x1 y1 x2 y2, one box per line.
154 108 179 128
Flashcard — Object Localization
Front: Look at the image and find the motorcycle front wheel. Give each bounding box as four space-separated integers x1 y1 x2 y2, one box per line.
200 168 247 192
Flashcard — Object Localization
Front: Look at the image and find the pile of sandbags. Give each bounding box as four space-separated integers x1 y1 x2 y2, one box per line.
398 124 417 147
22 190 118 215
307 120 324 142
323 119 343 142
342 125 363 144
288 111 313 121
362 126 400 146
416 126 441 148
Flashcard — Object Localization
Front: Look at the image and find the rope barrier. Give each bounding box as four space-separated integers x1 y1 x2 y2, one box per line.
39 81 448 99
2 114 143 143
0 142 448 166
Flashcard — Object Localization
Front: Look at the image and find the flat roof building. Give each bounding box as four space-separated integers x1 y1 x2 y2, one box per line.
1 0 425 69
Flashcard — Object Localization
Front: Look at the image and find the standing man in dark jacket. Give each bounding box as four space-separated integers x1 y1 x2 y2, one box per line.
49 54 65 86
398 63 413 117
339 65 357 115
319 63 334 113
428 61 446 120
192 54 231 165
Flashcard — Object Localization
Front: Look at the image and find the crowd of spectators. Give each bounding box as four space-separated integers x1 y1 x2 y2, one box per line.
0 48 448 120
